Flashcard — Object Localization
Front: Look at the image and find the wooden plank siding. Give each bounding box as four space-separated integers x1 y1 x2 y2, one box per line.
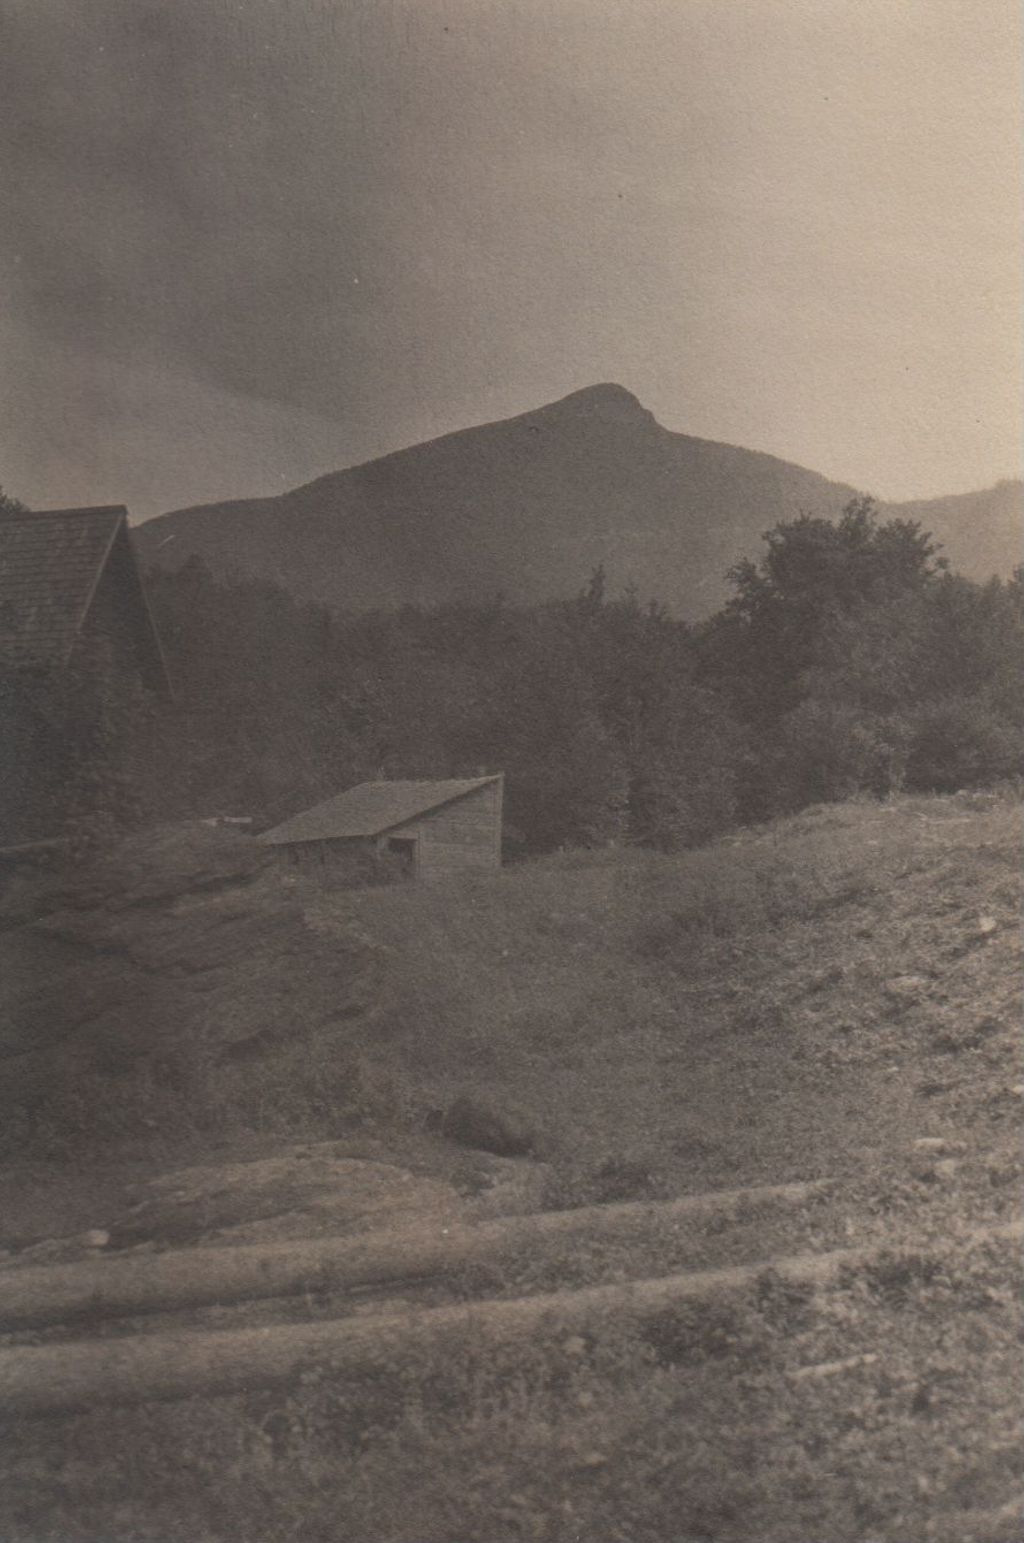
383 777 503 880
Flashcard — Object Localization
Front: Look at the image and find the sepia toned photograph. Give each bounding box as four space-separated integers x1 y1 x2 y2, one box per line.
0 2 1021 1540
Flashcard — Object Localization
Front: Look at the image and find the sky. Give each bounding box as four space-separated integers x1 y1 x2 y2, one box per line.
1 0 1021 520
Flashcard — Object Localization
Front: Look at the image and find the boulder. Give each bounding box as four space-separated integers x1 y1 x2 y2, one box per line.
109 1145 462 1247
441 1092 537 1158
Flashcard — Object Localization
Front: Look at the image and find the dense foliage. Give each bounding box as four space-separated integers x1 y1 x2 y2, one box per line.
1 497 1021 849
697 501 1023 816
139 559 742 854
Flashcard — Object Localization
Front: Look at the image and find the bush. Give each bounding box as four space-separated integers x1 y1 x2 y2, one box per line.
771 700 910 811
906 698 1024 792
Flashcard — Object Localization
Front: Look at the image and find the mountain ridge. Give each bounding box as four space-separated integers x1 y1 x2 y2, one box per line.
136 386 1022 619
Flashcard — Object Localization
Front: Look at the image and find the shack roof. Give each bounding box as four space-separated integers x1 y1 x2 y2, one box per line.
259 777 502 846
0 505 169 690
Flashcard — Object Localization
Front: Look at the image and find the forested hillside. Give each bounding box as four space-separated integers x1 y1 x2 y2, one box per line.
4 497 1019 851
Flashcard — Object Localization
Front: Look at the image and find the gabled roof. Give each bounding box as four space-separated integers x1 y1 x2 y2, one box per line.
0 506 170 692
259 777 502 846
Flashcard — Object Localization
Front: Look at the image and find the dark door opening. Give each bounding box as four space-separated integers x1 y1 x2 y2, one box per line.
386 836 417 878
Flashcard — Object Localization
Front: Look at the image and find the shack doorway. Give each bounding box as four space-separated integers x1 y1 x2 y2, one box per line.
386 836 417 878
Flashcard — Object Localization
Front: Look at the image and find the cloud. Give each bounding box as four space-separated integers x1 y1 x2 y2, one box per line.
1 0 1020 513
1 1 629 419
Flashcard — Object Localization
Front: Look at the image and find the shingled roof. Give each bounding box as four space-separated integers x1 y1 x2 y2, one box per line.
0 506 169 691
259 777 501 846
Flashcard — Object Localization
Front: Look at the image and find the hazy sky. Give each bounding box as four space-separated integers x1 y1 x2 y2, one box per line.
2 0 1020 519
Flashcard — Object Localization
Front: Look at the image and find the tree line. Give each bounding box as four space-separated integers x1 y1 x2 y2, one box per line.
1 496 1021 849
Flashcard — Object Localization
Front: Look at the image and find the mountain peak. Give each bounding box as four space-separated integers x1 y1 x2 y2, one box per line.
138 390 1022 621
546 383 649 419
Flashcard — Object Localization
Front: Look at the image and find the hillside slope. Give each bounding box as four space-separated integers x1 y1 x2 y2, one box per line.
0 793 1020 1543
135 386 1023 619
1 792 1018 1204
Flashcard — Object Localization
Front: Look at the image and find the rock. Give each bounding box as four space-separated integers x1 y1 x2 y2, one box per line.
84 1229 111 1249
0 820 381 1079
111 1147 462 1247
441 1092 537 1158
884 976 929 1008
912 1138 966 1156
933 1159 960 1181
977 916 998 935
461 1156 553 1220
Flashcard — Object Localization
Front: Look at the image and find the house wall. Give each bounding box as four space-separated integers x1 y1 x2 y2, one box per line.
385 777 502 880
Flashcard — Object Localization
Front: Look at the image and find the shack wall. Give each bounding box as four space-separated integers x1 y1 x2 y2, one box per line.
387 777 502 880
278 837 379 885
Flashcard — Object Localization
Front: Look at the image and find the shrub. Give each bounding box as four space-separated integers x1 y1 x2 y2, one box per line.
773 700 911 810
905 697 1024 792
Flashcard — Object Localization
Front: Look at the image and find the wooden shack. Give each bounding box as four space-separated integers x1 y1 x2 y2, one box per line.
258 776 504 882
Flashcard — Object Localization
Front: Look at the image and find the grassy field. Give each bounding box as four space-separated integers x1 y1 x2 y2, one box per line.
0 790 1020 1541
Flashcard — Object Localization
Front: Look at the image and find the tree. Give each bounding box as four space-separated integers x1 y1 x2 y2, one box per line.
701 497 943 728
692 497 955 816
0 486 28 515
561 582 741 847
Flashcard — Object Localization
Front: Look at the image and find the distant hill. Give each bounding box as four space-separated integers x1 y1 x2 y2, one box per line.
136 385 1022 619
